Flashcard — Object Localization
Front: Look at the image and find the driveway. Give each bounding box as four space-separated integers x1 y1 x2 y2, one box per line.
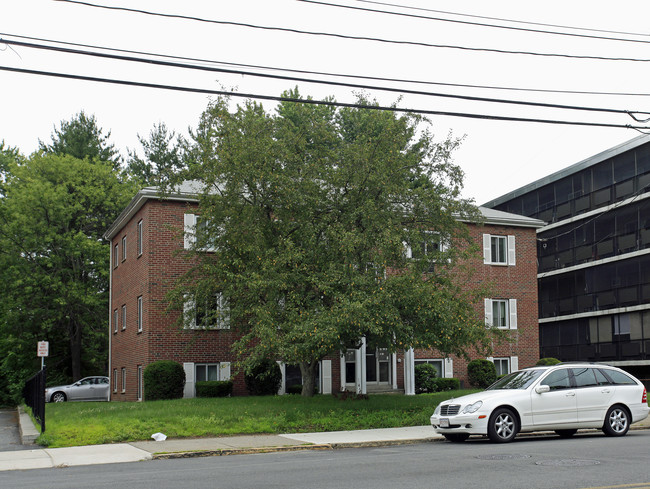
0 409 32 451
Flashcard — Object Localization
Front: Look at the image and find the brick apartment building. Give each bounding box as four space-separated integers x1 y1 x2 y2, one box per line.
104 182 543 401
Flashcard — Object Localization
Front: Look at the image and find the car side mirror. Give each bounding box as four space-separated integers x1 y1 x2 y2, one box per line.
535 385 550 394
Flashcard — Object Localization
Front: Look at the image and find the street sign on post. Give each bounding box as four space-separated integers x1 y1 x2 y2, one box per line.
37 341 49 369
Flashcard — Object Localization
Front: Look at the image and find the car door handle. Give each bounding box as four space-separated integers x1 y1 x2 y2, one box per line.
566 392 576 397
601 389 611 394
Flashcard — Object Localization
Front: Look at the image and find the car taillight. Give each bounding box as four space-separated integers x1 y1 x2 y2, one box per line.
643 388 647 404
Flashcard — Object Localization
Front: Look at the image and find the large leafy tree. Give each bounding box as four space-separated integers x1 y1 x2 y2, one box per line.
126 122 187 186
0 151 134 399
172 90 494 396
39 111 121 169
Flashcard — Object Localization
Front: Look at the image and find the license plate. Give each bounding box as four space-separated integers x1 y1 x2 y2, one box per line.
440 418 450 428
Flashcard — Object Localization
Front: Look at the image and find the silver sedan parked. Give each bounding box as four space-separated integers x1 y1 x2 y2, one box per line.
431 363 649 443
45 376 110 402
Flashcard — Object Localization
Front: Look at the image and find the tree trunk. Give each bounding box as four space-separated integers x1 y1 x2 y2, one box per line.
299 360 319 397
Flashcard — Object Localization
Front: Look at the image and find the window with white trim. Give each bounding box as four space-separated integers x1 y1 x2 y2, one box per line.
184 213 219 251
113 309 118 333
184 292 230 329
492 357 510 376
113 369 117 393
113 244 119 268
406 231 447 260
137 296 143 333
483 234 516 265
121 304 126 331
121 367 126 393
137 219 143 256
484 298 517 329
414 359 444 378
121 236 127 261
195 364 220 382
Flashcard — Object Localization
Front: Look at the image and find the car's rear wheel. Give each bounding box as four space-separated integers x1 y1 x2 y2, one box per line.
555 429 577 438
488 408 518 443
602 405 630 437
51 392 66 403
443 433 470 443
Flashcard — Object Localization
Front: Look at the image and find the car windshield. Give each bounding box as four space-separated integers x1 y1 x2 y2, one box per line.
486 369 545 390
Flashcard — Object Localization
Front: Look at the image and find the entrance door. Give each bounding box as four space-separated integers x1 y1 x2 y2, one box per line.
366 348 391 387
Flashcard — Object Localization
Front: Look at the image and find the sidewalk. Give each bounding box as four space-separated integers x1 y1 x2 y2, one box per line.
3 410 649 472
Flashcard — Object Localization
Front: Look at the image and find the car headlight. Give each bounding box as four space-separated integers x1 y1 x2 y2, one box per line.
461 401 483 414
433 405 441 416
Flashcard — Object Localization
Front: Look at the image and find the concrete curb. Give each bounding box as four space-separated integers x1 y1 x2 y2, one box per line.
17 406 40 445
152 444 333 459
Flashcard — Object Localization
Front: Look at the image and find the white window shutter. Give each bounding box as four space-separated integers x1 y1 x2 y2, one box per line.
277 361 286 395
444 358 453 378
484 298 493 327
509 299 518 329
510 356 519 372
184 213 196 250
404 241 412 259
183 296 196 329
507 235 516 266
340 353 346 392
219 362 231 381
321 360 332 395
483 234 491 264
183 362 195 398
487 356 494 362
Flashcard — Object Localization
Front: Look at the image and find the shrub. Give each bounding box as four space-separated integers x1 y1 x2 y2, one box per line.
414 363 438 394
143 360 185 401
536 357 561 366
286 384 303 395
244 358 282 396
196 380 233 398
433 377 460 391
467 359 497 388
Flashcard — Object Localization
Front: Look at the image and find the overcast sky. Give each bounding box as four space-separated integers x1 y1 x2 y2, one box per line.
2 0 650 204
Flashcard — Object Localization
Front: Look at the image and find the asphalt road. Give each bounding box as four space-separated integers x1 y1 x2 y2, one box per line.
0 409 31 452
2 430 650 489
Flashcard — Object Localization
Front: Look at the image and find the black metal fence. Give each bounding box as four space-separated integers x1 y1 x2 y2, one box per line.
23 367 46 433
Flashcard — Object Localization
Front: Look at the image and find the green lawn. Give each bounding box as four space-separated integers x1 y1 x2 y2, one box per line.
36 391 477 448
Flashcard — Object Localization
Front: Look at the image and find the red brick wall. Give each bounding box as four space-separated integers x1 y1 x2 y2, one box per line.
110 200 246 401
413 223 540 386
111 197 539 398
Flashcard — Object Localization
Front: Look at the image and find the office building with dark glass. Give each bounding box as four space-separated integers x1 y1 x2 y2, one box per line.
484 134 650 379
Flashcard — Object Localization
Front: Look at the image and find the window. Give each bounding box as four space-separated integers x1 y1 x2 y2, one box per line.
406 231 447 260
137 220 143 256
184 213 219 251
492 358 510 376
195 364 220 382
121 368 126 393
113 309 118 333
113 369 117 393
137 365 143 401
483 234 516 265
484 299 517 329
113 244 119 268
414 359 444 378
572 367 598 387
541 368 571 391
184 292 230 329
121 305 126 331
121 236 126 261
137 296 143 333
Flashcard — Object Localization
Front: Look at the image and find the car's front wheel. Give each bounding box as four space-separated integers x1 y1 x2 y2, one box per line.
602 405 630 437
488 408 518 443
443 433 470 443
51 392 66 403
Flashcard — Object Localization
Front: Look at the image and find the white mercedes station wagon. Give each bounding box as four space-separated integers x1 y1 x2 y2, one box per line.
430 364 649 443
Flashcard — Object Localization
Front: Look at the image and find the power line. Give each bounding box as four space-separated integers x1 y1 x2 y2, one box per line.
300 0 650 45
4 31 650 98
5 38 649 120
1 64 648 131
53 0 650 63
355 0 650 38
